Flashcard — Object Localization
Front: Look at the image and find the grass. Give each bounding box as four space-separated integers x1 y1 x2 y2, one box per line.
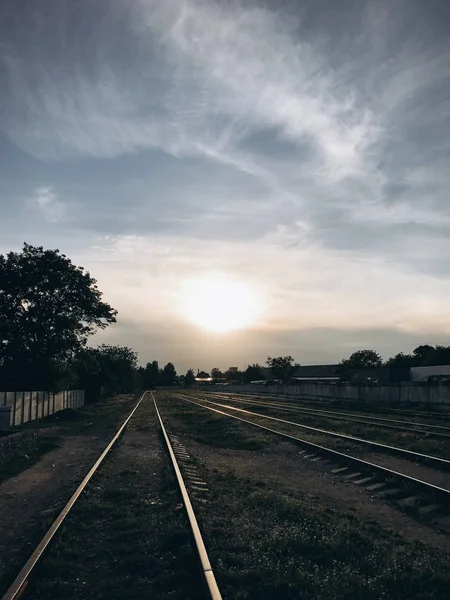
161 400 269 451
0 394 140 484
198 395 450 461
152 394 450 599
16 393 141 436
198 472 450 600
0 435 60 482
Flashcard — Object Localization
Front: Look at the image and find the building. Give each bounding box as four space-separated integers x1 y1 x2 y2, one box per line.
410 365 450 382
261 364 340 382
292 364 340 382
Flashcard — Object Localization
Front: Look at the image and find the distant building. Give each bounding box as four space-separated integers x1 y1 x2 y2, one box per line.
262 364 340 382
410 365 450 382
293 364 340 382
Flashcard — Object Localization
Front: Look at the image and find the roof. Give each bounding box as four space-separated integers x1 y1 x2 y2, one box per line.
262 364 340 378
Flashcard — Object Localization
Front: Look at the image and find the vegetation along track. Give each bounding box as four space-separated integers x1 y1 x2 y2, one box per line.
2 392 221 600
232 390 450 421
196 393 450 467
204 392 450 460
175 393 450 529
210 392 450 437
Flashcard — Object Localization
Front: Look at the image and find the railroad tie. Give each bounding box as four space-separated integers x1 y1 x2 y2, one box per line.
397 496 420 508
342 472 362 480
418 504 440 515
365 482 386 492
353 477 373 486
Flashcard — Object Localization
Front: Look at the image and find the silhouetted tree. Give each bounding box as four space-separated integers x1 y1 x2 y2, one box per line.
185 369 196 388
224 369 242 382
197 370 210 379
338 349 383 382
243 363 265 383
158 362 177 386
432 346 450 366
384 353 414 382
340 350 382 370
211 367 224 379
266 356 297 382
72 344 138 400
143 360 159 388
0 243 117 390
413 345 436 366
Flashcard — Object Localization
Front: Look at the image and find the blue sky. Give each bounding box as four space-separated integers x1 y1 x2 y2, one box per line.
1 0 450 372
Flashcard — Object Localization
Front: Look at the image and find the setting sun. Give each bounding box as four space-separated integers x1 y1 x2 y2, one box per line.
181 274 262 333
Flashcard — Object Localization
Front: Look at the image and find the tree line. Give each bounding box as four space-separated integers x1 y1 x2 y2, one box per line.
2 244 446 395
339 346 450 382
0 243 173 399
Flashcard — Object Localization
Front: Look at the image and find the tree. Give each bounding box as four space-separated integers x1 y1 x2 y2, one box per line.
72 344 138 400
0 243 117 390
432 346 450 366
339 350 382 370
338 349 383 383
143 361 159 389
224 368 242 382
413 345 436 366
211 367 224 379
197 370 210 379
243 363 265 383
158 362 177 386
266 356 297 382
184 369 196 388
384 353 414 382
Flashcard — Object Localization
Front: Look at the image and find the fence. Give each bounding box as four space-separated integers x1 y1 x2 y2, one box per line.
1 390 85 427
223 383 450 406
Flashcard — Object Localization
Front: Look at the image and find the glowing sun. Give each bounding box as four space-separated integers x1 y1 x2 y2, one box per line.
181 274 262 333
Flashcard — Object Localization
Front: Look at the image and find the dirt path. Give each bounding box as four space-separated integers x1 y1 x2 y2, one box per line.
0 430 109 589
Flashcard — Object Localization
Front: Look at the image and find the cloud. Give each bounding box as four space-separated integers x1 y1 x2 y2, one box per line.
76 233 450 339
2 0 450 370
29 187 65 222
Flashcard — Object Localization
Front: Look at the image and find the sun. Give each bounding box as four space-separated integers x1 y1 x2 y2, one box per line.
181 274 262 333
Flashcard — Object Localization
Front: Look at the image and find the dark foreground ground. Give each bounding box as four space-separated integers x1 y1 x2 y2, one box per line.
1 391 450 599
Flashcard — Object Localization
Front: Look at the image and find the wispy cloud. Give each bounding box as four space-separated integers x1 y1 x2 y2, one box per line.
29 187 65 222
2 0 450 368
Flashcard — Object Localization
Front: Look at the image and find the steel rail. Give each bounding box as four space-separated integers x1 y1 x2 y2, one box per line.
175 395 450 504
231 390 450 420
152 393 222 600
2 391 147 600
204 392 450 438
231 392 450 432
182 395 450 469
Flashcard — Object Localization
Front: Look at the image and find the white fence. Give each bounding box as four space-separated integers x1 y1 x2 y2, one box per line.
1 390 85 427
223 383 450 406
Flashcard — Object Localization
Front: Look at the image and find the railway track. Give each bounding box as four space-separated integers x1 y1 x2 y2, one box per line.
2 392 222 600
175 393 450 526
189 394 450 470
205 392 450 438
229 389 450 421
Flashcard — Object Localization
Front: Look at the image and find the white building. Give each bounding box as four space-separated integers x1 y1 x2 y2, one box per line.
410 365 450 382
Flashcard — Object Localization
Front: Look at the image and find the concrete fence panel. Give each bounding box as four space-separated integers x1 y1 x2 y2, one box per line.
0 389 85 427
225 382 450 406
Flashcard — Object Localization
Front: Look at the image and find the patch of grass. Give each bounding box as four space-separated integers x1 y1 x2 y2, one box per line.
0 436 60 482
162 400 268 451
198 397 450 462
200 472 450 600
18 393 140 437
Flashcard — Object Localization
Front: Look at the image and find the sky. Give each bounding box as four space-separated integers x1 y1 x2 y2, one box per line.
1 0 450 372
